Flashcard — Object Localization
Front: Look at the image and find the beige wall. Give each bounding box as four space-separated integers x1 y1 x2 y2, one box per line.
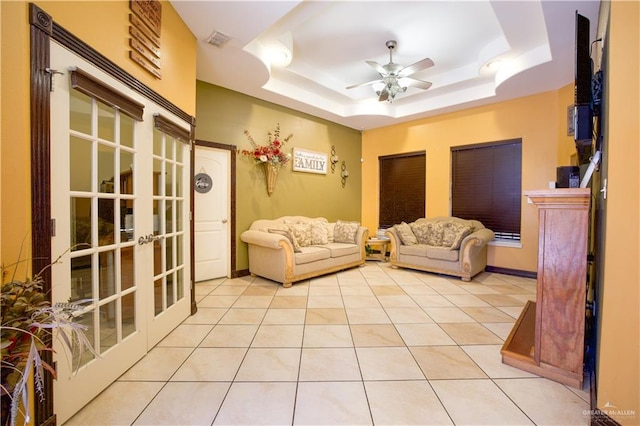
361 89 571 273
596 1 640 423
195 81 362 270
0 1 196 269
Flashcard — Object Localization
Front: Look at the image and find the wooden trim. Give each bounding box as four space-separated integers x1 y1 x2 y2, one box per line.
194 140 237 279
234 269 251 278
485 265 537 279
524 188 591 208
70 67 144 120
29 4 56 425
154 114 190 142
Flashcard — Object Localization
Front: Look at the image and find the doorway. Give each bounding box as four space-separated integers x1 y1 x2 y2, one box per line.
194 145 231 281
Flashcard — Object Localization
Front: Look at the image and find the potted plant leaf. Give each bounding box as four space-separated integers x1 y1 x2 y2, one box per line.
1 255 96 426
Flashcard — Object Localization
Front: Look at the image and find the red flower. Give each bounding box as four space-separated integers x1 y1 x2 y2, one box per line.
239 124 293 165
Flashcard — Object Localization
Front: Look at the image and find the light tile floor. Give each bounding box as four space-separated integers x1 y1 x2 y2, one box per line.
65 262 590 425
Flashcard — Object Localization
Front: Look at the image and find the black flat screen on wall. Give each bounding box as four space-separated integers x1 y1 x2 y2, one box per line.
575 11 592 106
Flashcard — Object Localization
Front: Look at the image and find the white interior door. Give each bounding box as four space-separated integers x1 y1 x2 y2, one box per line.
194 146 230 281
49 41 191 423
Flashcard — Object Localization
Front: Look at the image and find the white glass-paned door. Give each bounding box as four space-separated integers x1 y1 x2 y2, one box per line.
49 41 191 423
147 126 190 347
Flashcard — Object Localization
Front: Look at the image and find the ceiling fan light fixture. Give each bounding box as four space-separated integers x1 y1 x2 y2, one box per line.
348 40 433 103
372 82 385 94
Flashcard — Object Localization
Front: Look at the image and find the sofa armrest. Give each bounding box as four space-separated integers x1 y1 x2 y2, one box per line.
384 228 401 262
460 228 495 248
240 229 293 251
355 226 369 245
356 226 370 259
459 228 495 269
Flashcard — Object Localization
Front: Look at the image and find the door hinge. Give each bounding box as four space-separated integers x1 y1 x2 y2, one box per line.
51 218 56 237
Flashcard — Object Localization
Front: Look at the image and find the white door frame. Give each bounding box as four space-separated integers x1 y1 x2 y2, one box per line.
194 140 236 279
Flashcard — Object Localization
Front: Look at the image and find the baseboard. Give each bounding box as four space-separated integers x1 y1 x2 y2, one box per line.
590 410 622 425
233 269 251 278
485 265 537 279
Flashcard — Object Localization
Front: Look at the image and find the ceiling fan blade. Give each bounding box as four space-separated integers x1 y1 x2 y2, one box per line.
398 58 435 77
402 78 433 91
377 88 390 102
346 79 383 90
366 60 388 75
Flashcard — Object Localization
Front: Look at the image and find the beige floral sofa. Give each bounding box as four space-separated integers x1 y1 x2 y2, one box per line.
385 216 494 281
240 216 368 287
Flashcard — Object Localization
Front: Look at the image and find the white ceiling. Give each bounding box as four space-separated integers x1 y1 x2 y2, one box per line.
171 0 600 130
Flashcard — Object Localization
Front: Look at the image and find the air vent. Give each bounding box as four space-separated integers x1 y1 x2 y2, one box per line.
206 31 230 47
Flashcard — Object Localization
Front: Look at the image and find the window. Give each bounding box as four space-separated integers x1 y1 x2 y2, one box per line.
451 139 522 241
379 152 426 228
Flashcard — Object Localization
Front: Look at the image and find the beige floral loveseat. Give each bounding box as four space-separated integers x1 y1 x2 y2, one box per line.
385 216 494 281
240 216 368 287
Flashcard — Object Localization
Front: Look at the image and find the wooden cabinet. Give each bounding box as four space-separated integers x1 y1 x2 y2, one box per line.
501 188 589 388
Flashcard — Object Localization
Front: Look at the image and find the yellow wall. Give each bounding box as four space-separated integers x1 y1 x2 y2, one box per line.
596 1 640 423
362 89 570 273
1 1 33 272
195 82 362 270
36 0 196 114
0 1 196 269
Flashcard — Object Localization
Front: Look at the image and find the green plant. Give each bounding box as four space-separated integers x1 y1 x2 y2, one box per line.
1 258 96 426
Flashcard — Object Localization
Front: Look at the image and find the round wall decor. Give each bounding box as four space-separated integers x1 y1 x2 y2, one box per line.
194 172 212 193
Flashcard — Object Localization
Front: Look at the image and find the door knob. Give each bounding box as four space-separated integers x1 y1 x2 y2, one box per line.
222 219 228 224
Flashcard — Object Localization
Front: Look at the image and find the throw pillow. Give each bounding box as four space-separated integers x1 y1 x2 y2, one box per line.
287 222 313 247
268 228 302 252
409 222 430 245
427 222 445 246
326 222 336 243
442 222 467 247
450 224 473 249
309 220 329 245
394 222 418 245
334 220 359 244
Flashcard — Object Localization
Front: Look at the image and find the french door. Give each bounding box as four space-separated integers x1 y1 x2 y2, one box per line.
48 41 191 423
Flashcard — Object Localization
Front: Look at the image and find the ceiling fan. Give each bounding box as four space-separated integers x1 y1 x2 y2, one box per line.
346 40 434 102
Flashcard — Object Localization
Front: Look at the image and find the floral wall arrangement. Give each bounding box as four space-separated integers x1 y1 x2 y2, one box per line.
240 123 294 195
240 123 293 165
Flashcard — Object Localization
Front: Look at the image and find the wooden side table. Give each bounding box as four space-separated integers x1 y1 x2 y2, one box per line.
366 238 390 261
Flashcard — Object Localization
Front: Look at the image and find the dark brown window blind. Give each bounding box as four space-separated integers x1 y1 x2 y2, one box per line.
451 140 522 240
379 152 426 228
